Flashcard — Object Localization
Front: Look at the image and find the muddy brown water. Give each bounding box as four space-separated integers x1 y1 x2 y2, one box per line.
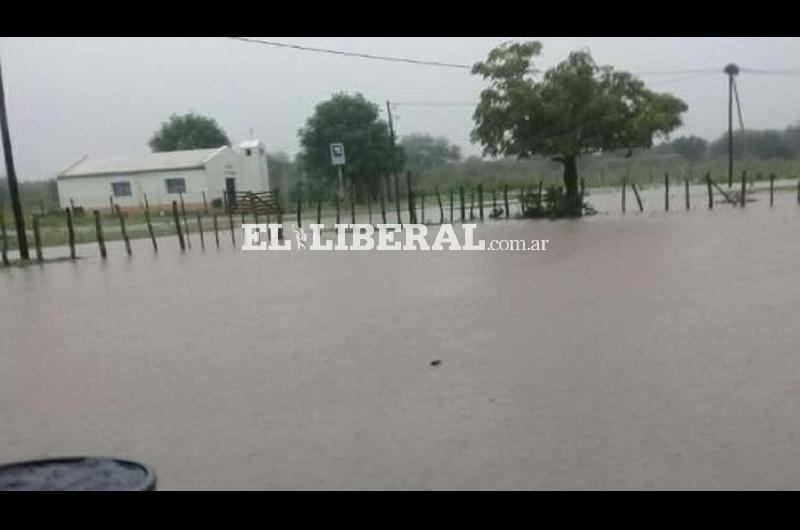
1 192 799 489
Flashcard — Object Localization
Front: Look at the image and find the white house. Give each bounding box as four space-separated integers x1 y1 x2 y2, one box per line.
56 140 270 211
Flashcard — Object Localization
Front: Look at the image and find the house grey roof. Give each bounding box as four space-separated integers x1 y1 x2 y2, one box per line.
58 147 226 178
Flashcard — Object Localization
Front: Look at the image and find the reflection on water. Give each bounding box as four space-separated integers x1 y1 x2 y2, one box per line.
1 194 799 489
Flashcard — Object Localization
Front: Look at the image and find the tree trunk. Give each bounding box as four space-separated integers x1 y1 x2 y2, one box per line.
562 155 581 215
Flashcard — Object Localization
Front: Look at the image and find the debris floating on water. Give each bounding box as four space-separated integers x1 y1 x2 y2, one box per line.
430 360 442 367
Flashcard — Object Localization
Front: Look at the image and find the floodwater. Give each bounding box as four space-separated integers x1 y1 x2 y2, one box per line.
1 189 799 490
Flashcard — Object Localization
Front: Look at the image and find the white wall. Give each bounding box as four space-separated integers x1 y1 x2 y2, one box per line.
57 167 208 211
232 144 270 193
56 144 271 211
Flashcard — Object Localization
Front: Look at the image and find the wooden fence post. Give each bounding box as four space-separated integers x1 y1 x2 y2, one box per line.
115 205 132 256
469 188 475 220
109 194 114 214
491 187 497 216
740 171 747 208
770 174 775 207
631 182 644 212
706 173 713 210
685 178 690 210
664 173 670 211
65 207 76 260
621 178 627 213
406 171 415 224
197 214 205 250
380 189 387 224
179 192 191 249
202 190 208 215
449 187 454 222
94 210 107 258
335 195 341 225
436 186 444 224
503 184 509 219
144 203 157 253
32 214 43 262
172 201 185 251
478 183 484 220
367 190 372 225
213 213 220 249
459 186 465 221
394 173 402 224
317 196 322 226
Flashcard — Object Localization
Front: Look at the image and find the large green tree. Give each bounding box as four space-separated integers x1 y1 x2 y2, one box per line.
298 93 402 201
400 133 462 173
149 113 230 152
471 41 688 213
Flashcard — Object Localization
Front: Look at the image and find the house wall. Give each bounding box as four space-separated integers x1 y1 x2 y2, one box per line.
56 145 271 211
234 144 270 192
57 167 209 211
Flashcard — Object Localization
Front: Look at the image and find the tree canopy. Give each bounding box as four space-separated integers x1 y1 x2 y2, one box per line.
298 93 402 201
471 41 688 213
400 133 461 173
148 113 230 152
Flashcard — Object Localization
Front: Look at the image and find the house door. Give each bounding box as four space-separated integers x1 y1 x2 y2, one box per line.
226 178 237 208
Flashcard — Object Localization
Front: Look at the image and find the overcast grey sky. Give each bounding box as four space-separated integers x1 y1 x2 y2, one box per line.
2 37 800 181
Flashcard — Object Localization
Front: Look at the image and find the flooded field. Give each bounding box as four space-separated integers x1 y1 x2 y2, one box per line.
1 191 799 490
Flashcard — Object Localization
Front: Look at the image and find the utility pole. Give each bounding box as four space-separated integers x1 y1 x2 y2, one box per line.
386 101 401 222
0 52 29 259
724 63 740 188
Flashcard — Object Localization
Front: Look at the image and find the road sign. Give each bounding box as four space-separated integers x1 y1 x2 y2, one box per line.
330 143 346 166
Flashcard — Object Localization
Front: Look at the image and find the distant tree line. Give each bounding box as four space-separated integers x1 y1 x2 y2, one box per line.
654 124 800 161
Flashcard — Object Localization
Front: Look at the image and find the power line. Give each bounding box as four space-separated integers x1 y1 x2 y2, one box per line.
225 38 800 82
224 39 734 76
649 72 718 86
392 102 476 107
225 37 473 70
740 67 800 75
631 68 719 76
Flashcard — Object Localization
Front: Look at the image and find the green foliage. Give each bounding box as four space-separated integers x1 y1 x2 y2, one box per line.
471 40 688 213
519 185 589 218
653 135 709 161
709 128 797 160
148 113 230 152
298 93 402 201
400 133 461 173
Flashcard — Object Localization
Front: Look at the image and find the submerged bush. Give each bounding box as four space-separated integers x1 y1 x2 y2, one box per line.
519 185 595 218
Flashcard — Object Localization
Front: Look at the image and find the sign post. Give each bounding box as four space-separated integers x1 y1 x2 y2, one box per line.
330 143 346 202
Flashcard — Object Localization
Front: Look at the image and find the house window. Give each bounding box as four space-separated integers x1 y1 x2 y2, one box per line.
245 148 252 156
111 181 132 197
165 178 186 194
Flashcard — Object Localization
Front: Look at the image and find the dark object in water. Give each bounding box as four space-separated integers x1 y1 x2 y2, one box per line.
488 207 504 219
0 457 156 491
430 360 442 367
